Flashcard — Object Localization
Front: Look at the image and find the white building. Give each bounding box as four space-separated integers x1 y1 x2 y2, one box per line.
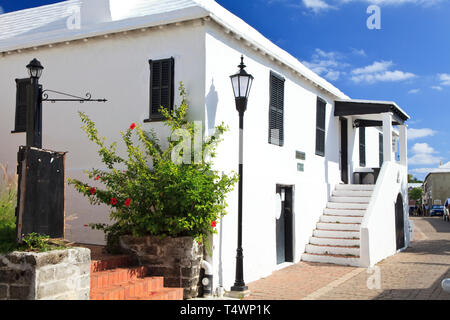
0 0 411 293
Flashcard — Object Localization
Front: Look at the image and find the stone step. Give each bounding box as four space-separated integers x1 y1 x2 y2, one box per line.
135 288 184 300
313 229 360 239
333 190 373 197
90 277 166 300
91 266 148 290
309 236 360 247
335 184 375 191
320 215 363 224
301 253 361 267
323 208 366 216
327 202 368 210
330 196 371 204
317 222 361 231
305 244 360 256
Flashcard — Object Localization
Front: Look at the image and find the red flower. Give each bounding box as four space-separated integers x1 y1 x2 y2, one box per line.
89 187 96 195
110 198 118 206
130 123 136 130
124 198 131 207
84 224 89 227
198 241 202 245
95 175 100 181
211 221 217 228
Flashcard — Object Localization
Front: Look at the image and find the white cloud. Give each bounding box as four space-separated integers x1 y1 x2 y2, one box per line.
438 73 450 86
352 61 392 75
412 143 435 154
431 85 443 91
302 0 335 12
297 0 443 13
410 161 450 174
409 142 443 165
351 48 367 56
351 61 416 83
407 128 436 140
408 88 420 94
302 49 349 81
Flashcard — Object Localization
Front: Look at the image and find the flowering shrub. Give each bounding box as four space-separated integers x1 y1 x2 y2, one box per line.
68 83 238 252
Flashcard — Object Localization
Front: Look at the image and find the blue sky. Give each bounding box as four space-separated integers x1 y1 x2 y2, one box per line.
1 0 449 180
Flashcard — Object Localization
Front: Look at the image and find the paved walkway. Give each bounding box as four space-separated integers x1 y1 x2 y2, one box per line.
245 217 450 300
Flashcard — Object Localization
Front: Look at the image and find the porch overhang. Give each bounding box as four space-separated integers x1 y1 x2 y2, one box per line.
334 99 410 125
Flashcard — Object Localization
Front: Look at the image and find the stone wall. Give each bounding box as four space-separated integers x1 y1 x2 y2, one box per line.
120 235 203 299
0 247 90 300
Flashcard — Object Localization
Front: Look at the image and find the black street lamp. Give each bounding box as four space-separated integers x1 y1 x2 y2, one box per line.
26 58 44 148
229 56 254 294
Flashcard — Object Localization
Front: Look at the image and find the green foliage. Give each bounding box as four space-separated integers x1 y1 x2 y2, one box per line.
68 83 238 251
409 187 423 202
408 174 423 183
0 164 17 254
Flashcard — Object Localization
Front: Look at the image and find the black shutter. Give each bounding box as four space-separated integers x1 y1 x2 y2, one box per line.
13 78 31 133
268 72 284 146
315 98 326 156
359 127 366 167
379 133 384 168
149 57 174 120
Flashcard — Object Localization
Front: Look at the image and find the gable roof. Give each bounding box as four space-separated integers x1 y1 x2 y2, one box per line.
0 0 348 99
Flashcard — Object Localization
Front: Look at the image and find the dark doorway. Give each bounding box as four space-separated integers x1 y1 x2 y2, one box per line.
340 118 349 184
276 185 294 264
395 193 405 250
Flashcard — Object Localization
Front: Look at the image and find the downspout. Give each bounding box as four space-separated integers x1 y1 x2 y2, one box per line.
201 260 213 297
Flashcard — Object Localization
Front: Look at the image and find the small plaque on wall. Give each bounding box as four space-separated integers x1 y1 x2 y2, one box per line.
297 163 304 172
296 151 306 160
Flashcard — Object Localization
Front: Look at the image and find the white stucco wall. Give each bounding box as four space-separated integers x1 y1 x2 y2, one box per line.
0 21 206 244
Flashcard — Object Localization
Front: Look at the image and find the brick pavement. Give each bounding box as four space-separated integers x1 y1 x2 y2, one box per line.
245 217 450 300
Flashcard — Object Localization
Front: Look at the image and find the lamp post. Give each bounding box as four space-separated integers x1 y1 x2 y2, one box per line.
26 58 44 149
229 56 254 295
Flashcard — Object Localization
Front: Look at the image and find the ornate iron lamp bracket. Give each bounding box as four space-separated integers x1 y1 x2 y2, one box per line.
41 89 107 103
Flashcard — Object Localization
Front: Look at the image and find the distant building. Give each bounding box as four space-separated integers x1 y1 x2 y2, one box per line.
423 171 450 207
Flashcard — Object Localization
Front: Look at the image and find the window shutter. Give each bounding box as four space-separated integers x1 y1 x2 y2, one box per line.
359 127 366 167
13 78 31 133
149 57 174 119
315 98 326 156
268 72 285 146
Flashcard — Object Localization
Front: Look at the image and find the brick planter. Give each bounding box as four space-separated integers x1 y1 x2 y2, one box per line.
0 247 90 300
119 235 203 299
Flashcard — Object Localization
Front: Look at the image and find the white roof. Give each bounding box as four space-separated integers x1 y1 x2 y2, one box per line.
0 0 348 99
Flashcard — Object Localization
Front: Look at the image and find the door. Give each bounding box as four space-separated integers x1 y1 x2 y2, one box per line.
276 185 294 264
395 194 405 250
340 118 349 184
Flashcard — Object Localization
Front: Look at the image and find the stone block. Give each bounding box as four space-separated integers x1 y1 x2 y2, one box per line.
9 284 32 300
120 235 203 299
37 266 55 283
0 284 8 299
36 280 71 300
54 264 77 280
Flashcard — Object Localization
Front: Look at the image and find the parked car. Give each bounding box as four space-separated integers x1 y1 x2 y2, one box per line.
430 205 445 216
444 198 450 221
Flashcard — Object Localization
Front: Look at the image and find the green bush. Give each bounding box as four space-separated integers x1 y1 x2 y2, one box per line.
68 83 238 252
0 164 17 254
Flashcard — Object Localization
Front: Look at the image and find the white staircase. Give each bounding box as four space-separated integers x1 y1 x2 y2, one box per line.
301 184 375 267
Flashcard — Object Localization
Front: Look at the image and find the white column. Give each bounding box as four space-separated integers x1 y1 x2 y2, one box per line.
382 112 393 162
399 125 408 167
